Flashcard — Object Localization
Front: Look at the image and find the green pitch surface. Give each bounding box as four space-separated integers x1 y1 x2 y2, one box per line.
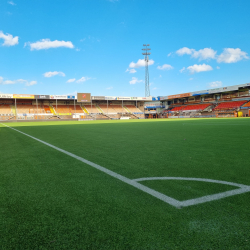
1 118 250 249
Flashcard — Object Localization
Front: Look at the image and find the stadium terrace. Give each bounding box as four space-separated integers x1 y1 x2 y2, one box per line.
0 83 250 121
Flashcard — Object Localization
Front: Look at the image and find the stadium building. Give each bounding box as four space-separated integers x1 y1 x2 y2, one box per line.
0 83 250 121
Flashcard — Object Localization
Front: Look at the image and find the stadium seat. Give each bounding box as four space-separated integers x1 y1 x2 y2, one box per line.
214 101 246 110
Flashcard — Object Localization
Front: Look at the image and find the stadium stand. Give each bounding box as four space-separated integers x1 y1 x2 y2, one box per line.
170 106 185 112
181 104 211 111
84 104 100 114
242 101 250 108
214 101 246 110
0 105 12 114
17 105 45 114
125 105 143 113
98 104 116 113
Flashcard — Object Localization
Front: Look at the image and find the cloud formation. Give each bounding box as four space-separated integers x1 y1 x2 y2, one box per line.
157 64 173 70
43 71 65 77
67 78 76 83
209 81 222 88
8 1 16 5
0 31 19 46
176 47 216 60
129 77 143 85
25 39 74 50
106 86 113 89
125 68 137 73
185 64 213 74
26 81 37 86
129 59 154 68
176 47 248 64
0 77 36 86
217 48 248 63
76 77 91 83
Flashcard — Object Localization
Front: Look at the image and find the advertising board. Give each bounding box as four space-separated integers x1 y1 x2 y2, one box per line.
167 93 191 99
105 96 118 100
0 94 13 98
35 95 50 99
92 96 105 100
13 94 35 99
77 93 91 102
67 95 75 99
50 95 68 99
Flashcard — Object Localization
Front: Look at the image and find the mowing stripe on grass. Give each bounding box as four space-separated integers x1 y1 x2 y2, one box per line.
1 123 182 208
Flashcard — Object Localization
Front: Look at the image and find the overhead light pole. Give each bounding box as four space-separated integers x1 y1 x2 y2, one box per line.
142 44 151 97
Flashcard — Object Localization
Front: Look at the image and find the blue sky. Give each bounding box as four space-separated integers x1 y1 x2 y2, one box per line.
1 0 250 97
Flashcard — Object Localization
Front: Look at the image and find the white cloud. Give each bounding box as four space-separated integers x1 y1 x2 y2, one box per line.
179 67 186 73
0 78 36 86
152 87 158 90
186 64 213 74
176 47 194 55
189 78 194 80
216 66 220 69
192 48 217 60
26 81 37 86
106 86 113 89
76 77 91 83
2 80 16 85
125 68 137 73
67 78 76 83
129 59 154 68
209 81 222 88
0 31 19 46
8 1 16 5
25 39 74 50
217 48 248 63
157 64 173 70
176 47 216 60
167 52 172 57
159 75 162 78
129 77 143 85
43 71 65 77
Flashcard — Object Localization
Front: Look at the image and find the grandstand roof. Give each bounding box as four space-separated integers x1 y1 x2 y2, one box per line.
152 83 250 101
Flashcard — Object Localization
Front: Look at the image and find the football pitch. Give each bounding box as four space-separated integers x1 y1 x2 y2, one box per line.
1 118 250 249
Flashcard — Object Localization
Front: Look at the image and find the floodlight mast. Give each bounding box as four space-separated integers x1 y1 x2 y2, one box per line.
142 44 151 97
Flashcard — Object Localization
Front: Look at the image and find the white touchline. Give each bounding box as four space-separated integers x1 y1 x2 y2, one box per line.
2 123 250 209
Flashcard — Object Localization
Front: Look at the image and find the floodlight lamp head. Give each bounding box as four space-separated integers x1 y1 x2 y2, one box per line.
143 44 146 46
147 44 150 46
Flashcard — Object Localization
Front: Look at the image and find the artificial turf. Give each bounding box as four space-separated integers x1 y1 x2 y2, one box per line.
0 118 250 249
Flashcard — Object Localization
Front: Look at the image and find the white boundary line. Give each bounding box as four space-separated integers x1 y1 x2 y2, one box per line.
2 123 250 209
1 123 182 208
133 177 250 207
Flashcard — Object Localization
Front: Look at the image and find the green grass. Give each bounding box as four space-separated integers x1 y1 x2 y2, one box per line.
0 118 250 249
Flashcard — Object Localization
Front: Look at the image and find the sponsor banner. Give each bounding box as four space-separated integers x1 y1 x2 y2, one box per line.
167 93 191 99
13 94 35 99
145 101 161 106
139 97 152 100
77 93 91 102
105 96 118 100
92 96 105 100
35 95 50 99
0 94 13 99
67 95 75 99
50 95 68 99
117 97 131 100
